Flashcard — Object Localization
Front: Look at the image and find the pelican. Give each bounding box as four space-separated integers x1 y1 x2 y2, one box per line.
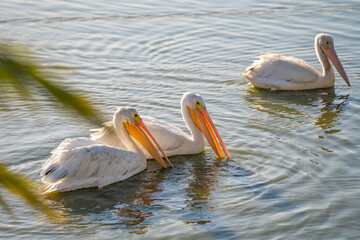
241 33 350 90
41 107 172 193
91 92 230 160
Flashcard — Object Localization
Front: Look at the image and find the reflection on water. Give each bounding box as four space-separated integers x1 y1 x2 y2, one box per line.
315 94 349 134
45 165 169 234
113 165 170 234
174 154 239 239
44 154 224 234
244 87 349 134
182 153 219 224
45 153 240 236
46 173 146 213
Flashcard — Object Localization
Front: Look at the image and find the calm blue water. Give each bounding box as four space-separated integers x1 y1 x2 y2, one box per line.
1 0 360 239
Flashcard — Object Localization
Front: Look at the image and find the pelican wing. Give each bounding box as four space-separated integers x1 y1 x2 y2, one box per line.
90 121 126 149
142 116 188 152
42 137 96 175
244 54 320 84
41 138 145 192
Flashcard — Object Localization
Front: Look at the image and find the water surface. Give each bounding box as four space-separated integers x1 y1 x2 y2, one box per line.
1 0 360 239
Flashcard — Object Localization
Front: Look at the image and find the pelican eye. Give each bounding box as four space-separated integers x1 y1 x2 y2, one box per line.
134 113 141 122
195 101 202 110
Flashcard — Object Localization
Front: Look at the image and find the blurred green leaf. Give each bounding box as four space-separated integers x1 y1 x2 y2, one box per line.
0 42 104 125
0 162 43 208
0 162 64 222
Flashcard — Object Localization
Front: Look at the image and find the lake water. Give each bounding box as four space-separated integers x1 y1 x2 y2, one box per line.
1 0 360 239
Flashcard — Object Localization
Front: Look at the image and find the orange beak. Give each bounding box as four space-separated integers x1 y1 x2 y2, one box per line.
124 120 172 168
322 46 350 87
188 107 230 160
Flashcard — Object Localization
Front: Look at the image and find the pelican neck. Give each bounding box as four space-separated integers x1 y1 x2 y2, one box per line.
315 38 332 77
114 121 146 160
180 102 205 145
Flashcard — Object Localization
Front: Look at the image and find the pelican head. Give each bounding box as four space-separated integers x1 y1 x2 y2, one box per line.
182 92 230 160
316 33 350 87
114 107 172 168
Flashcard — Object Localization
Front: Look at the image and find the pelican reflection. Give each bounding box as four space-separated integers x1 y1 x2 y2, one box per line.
243 87 349 134
44 161 170 234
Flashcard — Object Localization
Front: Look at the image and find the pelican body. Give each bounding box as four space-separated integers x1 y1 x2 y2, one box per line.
91 92 230 160
242 33 350 90
41 107 172 193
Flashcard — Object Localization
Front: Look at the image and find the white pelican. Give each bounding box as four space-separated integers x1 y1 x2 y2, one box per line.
41 107 172 193
241 33 350 90
91 92 230 160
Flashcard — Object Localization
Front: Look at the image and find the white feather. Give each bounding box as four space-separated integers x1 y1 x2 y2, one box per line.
41 138 145 193
90 122 126 149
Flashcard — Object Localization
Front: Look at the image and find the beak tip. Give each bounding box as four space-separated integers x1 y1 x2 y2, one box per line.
345 80 351 87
